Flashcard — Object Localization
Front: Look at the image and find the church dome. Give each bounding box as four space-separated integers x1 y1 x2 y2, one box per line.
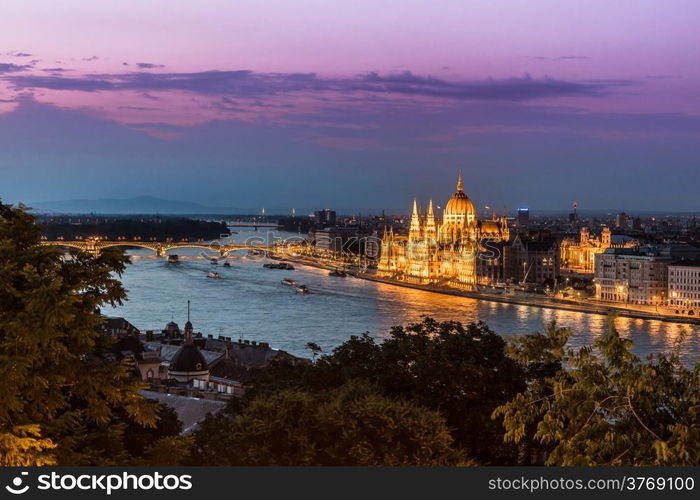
443 173 475 217
170 343 207 373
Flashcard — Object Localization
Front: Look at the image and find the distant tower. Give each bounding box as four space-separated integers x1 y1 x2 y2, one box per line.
184 300 193 343
569 202 579 224
167 300 209 383
580 226 590 245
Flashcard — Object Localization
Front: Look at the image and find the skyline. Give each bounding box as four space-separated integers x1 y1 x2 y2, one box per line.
1 1 700 211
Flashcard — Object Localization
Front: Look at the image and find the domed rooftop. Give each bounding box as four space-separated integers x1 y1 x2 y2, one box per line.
444 173 476 217
163 321 181 338
480 220 501 235
170 343 207 373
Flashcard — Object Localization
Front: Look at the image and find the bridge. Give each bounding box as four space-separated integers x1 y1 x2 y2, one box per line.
41 239 272 257
226 221 279 228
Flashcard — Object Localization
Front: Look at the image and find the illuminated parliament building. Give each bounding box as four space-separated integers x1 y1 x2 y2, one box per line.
378 174 509 289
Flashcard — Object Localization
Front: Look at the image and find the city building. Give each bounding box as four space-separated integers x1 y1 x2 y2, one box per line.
517 207 530 227
313 209 337 228
668 261 700 314
167 318 210 383
377 174 509 290
594 246 672 305
615 212 631 229
313 226 370 254
560 227 638 275
505 230 560 287
476 239 507 285
99 316 140 338
364 229 382 262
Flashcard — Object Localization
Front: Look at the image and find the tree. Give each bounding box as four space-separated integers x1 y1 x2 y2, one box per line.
306 341 322 361
0 202 165 465
495 319 700 465
190 382 465 466
248 317 526 464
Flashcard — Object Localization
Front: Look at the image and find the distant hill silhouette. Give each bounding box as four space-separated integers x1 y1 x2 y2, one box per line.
30 196 226 214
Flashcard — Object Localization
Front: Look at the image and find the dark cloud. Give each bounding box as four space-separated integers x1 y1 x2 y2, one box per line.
0 63 31 73
7 75 114 91
3 69 630 101
117 105 161 111
82 56 99 62
42 67 70 73
12 52 32 57
136 62 165 69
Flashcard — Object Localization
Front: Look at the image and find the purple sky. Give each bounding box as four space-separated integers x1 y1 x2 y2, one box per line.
1 0 699 213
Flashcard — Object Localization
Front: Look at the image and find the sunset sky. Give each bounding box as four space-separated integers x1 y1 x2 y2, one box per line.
1 0 699 213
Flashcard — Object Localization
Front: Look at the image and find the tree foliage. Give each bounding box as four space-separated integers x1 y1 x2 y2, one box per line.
190 382 465 466
495 320 700 465
0 202 181 465
243 317 526 464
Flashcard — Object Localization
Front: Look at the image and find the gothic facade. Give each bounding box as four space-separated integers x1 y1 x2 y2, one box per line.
377 174 509 290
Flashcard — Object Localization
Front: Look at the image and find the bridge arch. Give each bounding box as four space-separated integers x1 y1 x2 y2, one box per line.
42 241 89 252
41 241 266 257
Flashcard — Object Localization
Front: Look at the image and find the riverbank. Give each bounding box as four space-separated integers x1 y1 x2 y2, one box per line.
284 254 700 326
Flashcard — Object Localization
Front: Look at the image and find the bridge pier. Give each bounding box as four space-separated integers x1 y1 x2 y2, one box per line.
156 245 167 258
85 242 99 255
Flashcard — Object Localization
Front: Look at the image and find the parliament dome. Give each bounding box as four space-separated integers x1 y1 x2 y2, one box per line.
443 173 476 218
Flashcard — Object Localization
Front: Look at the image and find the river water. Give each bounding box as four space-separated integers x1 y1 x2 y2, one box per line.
110 230 700 363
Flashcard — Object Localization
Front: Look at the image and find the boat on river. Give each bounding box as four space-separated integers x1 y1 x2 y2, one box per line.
263 262 295 270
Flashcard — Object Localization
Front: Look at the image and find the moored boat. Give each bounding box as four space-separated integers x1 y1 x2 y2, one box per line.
207 271 221 279
263 262 295 270
329 268 347 277
296 284 309 294
167 254 179 264
281 278 298 286
210 257 219 265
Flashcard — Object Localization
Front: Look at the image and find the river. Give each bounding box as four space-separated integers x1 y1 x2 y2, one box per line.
110 230 700 363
